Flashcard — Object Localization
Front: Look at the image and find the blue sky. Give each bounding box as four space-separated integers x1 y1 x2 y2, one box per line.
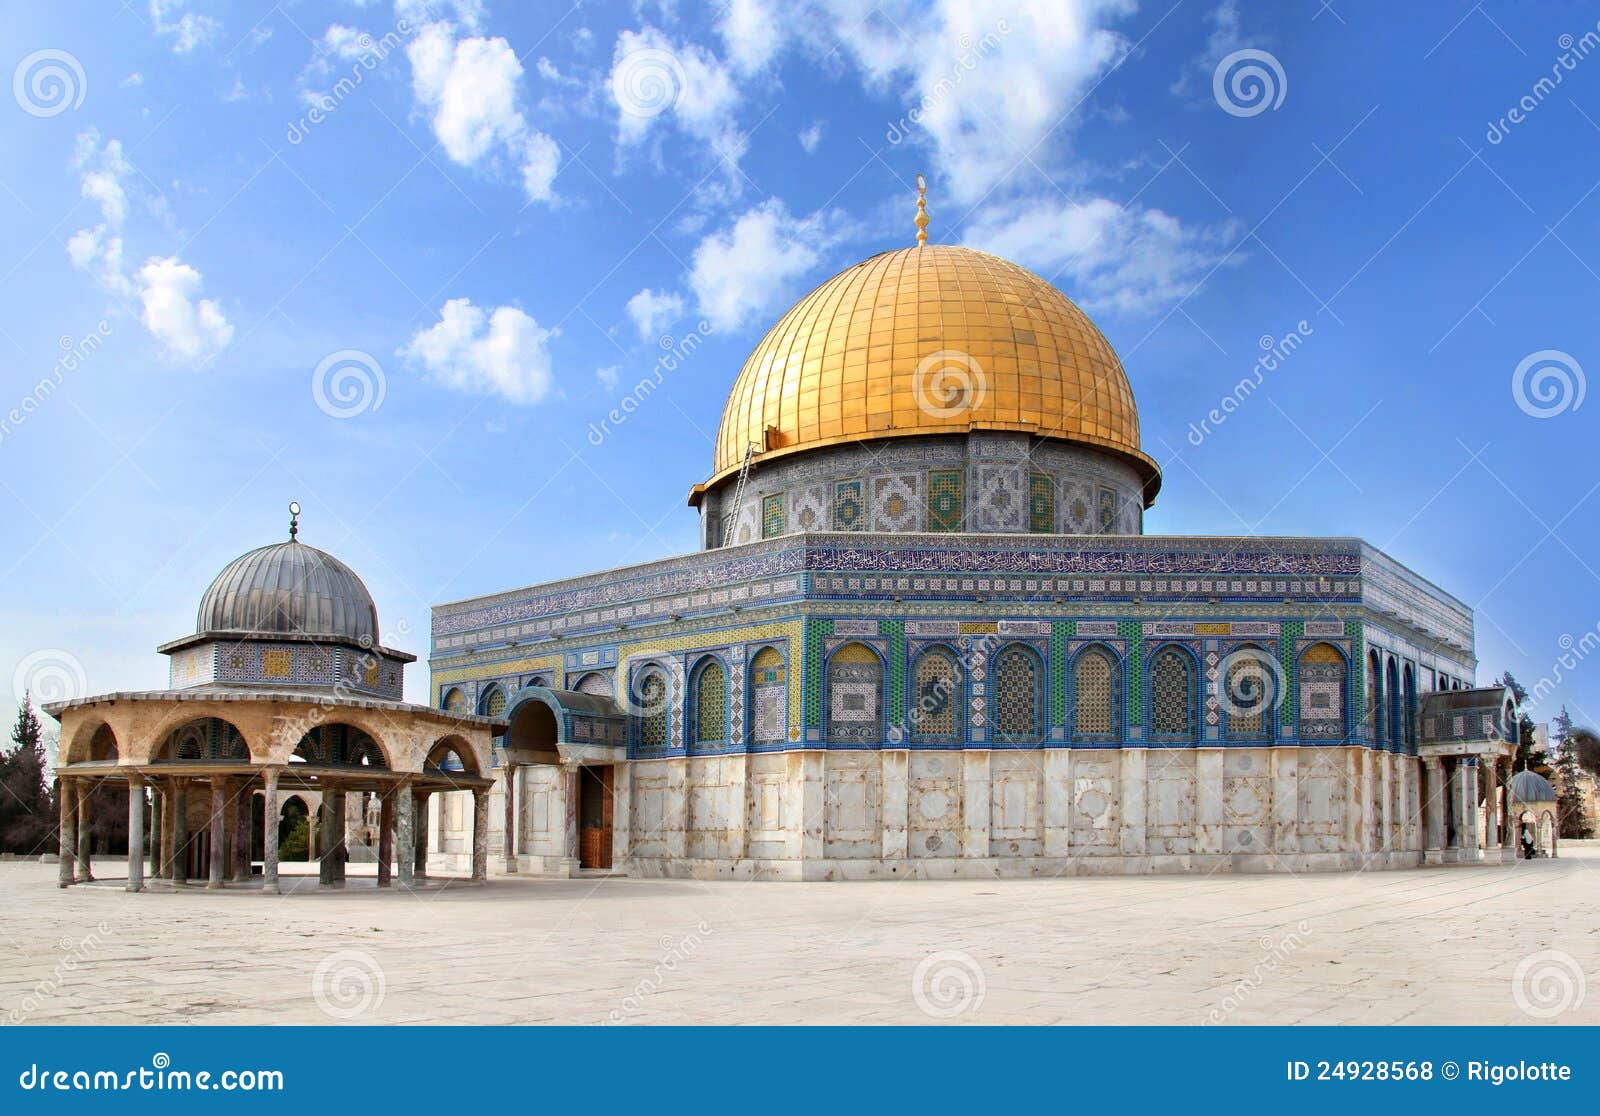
2 1 1597 730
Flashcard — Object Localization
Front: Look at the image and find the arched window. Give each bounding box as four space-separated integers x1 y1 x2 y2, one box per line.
910 646 960 740
1366 651 1383 745
479 684 506 717
1073 647 1118 738
827 642 882 744
442 687 466 714
1298 643 1347 741
993 644 1042 740
1222 647 1274 739
690 657 727 749
1385 657 1401 752
1402 664 1418 752
635 669 669 752
576 671 614 699
749 646 787 745
1149 647 1194 739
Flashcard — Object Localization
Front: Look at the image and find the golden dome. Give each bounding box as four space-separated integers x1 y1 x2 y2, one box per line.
707 244 1160 503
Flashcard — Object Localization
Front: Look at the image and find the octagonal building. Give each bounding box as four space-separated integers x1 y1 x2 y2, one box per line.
430 204 1522 880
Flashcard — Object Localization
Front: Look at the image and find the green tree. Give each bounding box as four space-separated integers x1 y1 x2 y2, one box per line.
0 696 57 855
1549 708 1594 840
1497 672 1549 773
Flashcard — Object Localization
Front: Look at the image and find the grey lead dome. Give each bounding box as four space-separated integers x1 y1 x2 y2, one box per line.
1509 769 1557 804
195 539 378 643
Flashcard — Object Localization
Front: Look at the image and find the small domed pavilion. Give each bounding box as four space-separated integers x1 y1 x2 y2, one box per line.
44 506 501 892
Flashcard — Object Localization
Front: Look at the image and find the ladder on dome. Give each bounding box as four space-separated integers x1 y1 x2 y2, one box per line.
721 440 761 548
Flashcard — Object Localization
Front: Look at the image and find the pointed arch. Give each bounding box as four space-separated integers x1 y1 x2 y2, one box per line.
827 641 883 745
1385 656 1401 752
441 687 466 715
992 642 1043 741
1402 663 1418 752
478 683 507 717
291 723 390 768
910 643 962 741
1366 650 1384 745
630 664 671 754
1221 644 1276 740
1071 644 1120 740
1148 644 1198 741
688 654 728 752
153 717 249 762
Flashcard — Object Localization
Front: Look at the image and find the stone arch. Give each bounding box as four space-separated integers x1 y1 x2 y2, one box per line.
426 733 483 775
1071 643 1120 740
1296 642 1348 741
573 671 614 699
688 654 729 753
909 643 962 741
290 721 391 769
992 641 1044 741
826 641 883 745
505 691 561 763
62 717 120 765
151 716 251 763
1147 642 1198 741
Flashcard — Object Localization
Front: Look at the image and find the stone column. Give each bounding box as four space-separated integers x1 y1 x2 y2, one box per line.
1395 757 1412 853
502 765 517 872
75 781 93 881
171 781 188 883
1483 760 1499 852
1042 749 1072 860
330 788 347 885
1457 759 1478 856
318 787 338 886
961 750 991 859
881 749 910 860
472 787 489 882
148 786 163 878
1119 748 1147 862
125 776 145 892
414 791 430 881
262 768 280 894
560 764 582 875
231 778 251 881
396 783 415 887
56 779 76 887
1501 763 1517 856
377 790 394 887
207 778 226 888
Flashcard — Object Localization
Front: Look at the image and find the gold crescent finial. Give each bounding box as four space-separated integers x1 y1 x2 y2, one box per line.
914 173 929 247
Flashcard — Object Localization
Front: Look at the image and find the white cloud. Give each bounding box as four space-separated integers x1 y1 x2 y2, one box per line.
149 1 221 53
962 196 1239 316
403 9 560 203
595 365 621 391
136 256 233 363
798 121 825 153
1172 0 1242 98
689 199 842 332
625 287 684 340
719 0 782 75
74 131 131 226
400 297 556 404
610 26 745 171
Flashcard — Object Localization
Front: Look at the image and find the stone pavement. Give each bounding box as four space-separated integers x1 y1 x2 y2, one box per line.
2 845 1597 1025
